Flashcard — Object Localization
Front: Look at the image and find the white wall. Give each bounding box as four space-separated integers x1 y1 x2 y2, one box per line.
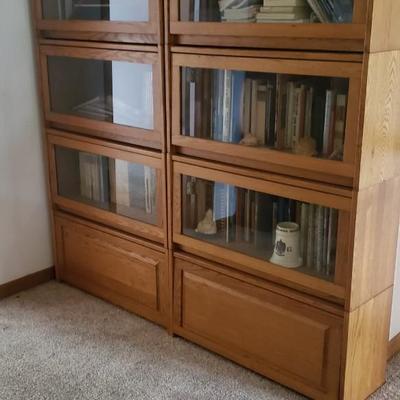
0 1 53 285
390 227 400 339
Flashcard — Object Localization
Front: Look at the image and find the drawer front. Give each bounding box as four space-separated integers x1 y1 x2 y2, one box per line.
174 257 342 399
55 215 167 326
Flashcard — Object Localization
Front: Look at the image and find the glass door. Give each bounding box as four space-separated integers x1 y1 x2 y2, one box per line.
35 0 160 43
169 0 368 51
49 131 165 244
41 45 163 149
173 159 352 301
171 51 362 186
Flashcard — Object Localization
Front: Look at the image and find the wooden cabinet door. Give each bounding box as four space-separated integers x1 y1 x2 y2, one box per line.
55 213 168 326
174 257 343 400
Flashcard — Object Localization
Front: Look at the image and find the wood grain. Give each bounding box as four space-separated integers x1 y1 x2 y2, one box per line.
358 50 400 190
174 257 343 400
55 214 168 327
341 287 393 399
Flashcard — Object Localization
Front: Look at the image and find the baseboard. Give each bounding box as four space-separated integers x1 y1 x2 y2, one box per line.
388 333 400 360
0 267 55 300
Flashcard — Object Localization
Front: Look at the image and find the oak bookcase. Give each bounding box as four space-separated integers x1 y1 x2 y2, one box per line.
33 0 400 399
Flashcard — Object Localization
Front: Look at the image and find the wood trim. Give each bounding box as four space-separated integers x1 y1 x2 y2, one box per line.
0 267 55 300
388 332 400 360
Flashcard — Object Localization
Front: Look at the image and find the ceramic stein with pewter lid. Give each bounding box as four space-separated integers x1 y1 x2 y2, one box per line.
270 222 302 268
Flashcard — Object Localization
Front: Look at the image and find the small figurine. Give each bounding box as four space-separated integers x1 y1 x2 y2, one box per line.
195 209 217 235
239 132 258 146
293 136 317 157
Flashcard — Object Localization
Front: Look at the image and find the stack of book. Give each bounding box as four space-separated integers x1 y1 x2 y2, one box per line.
256 0 312 23
219 0 263 22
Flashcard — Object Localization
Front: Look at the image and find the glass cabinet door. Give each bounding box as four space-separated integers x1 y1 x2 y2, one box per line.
42 0 149 22
173 161 351 300
170 1 367 51
172 53 361 186
179 0 354 24
49 133 164 243
181 67 349 161
42 46 162 149
36 0 159 43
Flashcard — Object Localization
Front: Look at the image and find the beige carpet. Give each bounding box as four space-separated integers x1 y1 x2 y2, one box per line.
0 282 398 400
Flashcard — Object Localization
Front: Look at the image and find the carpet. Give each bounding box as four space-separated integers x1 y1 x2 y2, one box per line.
0 282 398 400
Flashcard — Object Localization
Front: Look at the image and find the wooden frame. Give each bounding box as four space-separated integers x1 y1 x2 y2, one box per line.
172 158 353 303
171 49 363 187
40 42 164 150
34 0 163 44
47 130 166 245
167 0 370 51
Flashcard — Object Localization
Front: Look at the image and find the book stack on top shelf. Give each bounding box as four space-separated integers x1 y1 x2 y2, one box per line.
255 0 353 23
256 0 313 23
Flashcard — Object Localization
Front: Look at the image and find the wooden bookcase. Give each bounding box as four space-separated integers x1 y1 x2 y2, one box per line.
33 0 400 399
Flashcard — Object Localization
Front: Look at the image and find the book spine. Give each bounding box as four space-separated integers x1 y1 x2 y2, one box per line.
314 205 324 273
189 80 196 137
222 70 233 142
144 166 152 214
300 203 309 262
322 89 334 156
306 204 315 268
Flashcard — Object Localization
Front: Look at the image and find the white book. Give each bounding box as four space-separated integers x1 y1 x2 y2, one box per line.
114 160 130 208
264 0 307 6
222 70 233 142
256 11 309 19
256 17 309 22
144 166 152 214
194 0 200 21
259 5 308 13
189 81 196 137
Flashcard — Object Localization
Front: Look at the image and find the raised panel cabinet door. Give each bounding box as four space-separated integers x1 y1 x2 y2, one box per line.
172 159 352 302
40 45 163 149
173 258 342 399
169 0 369 51
35 0 161 44
48 131 165 244
171 51 362 186
55 214 168 326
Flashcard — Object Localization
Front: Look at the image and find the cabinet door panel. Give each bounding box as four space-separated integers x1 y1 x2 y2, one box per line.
55 214 168 325
41 45 163 149
174 257 342 399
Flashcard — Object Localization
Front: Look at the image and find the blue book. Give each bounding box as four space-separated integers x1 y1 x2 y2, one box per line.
230 70 246 144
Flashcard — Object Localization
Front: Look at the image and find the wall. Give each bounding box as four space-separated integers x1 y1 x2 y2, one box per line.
390 227 400 339
0 1 53 285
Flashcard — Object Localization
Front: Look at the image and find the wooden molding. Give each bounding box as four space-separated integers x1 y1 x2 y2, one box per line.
388 332 400 360
0 267 55 300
